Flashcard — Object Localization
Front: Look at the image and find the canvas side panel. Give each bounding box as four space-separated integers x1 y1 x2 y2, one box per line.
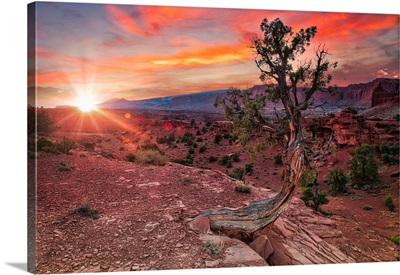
27 2 37 274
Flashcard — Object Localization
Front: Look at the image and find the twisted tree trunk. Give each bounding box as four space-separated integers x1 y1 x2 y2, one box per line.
198 121 307 236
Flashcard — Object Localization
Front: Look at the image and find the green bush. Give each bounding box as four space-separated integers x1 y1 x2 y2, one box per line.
273 153 283 165
134 150 168 166
208 156 218 163
172 158 189 165
188 148 195 154
214 134 222 144
245 162 254 175
363 205 372 210
299 168 318 189
385 195 395 212
204 240 222 255
199 145 207 153
389 234 399 245
55 136 76 155
326 167 349 195
301 186 329 211
235 182 252 194
125 153 136 162
229 167 246 180
58 161 74 171
219 155 230 166
231 152 240 162
348 144 379 187
196 137 203 142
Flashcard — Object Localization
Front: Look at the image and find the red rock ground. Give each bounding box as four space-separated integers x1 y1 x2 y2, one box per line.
31 108 399 273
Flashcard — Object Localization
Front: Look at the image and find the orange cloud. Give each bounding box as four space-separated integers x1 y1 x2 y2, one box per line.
106 5 151 36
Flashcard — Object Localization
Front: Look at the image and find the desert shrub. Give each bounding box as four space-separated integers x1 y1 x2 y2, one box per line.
199 145 207 153
299 168 318 189
363 205 372 210
223 132 231 139
37 137 55 151
235 183 252 194
28 106 58 135
385 194 395 212
245 162 254 175
201 127 207 133
182 175 193 183
208 156 218 163
326 167 349 195
58 161 74 171
219 155 230 166
381 153 399 164
273 153 283 165
389 234 399 245
301 186 329 211
346 107 358 114
70 201 99 219
134 150 168 166
193 143 198 148
214 134 222 144
188 148 195 154
172 158 188 165
125 153 136 162
196 137 203 142
196 130 201 136
205 121 212 127
229 167 246 180
231 152 240 162
156 136 168 144
348 144 379 187
140 141 163 154
55 136 76 155
204 240 222 255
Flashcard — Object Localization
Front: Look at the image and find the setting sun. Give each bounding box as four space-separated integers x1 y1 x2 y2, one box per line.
75 95 97 112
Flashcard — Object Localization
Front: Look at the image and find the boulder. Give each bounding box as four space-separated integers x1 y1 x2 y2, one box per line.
249 235 274 260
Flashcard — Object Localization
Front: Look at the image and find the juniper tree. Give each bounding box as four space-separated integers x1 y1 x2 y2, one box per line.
199 17 337 235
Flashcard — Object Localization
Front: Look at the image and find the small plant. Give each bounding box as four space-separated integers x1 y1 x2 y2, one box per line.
188 148 195 154
70 201 99 219
245 162 254 175
55 136 76 154
235 181 252 194
208 156 218 163
229 167 246 180
299 168 318 189
301 186 329 211
273 153 283 165
214 134 222 144
196 137 203 142
346 107 358 114
389 234 399 245
204 240 223 255
363 205 372 210
135 150 169 166
385 194 395 212
125 153 136 162
199 145 207 153
231 152 240 162
58 161 74 171
326 167 349 196
219 155 230 166
182 175 193 183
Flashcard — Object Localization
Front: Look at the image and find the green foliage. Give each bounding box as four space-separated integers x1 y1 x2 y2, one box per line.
208 156 218 163
140 140 163 154
326 167 349 195
196 137 203 142
385 195 395 212
273 153 283 165
245 162 254 175
235 181 252 194
389 234 399 245
188 148 195 154
214 134 222 144
55 136 76 155
125 153 136 162
58 161 74 171
299 168 318 189
377 143 399 164
134 150 169 166
348 144 379 186
28 105 58 135
172 158 190 166
70 201 99 219
199 145 207 153
301 186 329 211
362 205 372 210
345 107 358 114
182 175 193 183
231 152 240 162
229 167 246 180
204 240 222 255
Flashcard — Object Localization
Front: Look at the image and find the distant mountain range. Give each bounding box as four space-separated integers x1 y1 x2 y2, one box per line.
94 78 399 113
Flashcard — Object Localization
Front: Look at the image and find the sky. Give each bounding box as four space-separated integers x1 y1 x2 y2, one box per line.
28 2 399 107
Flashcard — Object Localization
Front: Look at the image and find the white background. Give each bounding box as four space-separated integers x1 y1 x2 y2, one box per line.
0 0 398 275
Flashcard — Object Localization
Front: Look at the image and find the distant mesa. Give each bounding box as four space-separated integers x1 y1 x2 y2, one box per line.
95 78 399 113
